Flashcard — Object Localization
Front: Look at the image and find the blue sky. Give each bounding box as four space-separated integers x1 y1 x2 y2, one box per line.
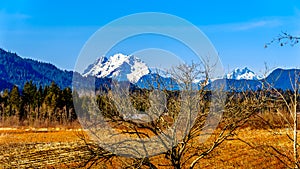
0 0 300 75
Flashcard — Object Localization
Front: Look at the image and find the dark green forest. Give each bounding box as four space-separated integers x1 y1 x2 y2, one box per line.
0 81 77 127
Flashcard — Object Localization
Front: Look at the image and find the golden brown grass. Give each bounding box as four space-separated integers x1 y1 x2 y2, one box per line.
103 128 292 169
0 128 84 144
194 128 290 169
0 127 297 168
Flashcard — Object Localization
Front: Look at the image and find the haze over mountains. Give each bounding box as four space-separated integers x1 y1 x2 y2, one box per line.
0 48 298 92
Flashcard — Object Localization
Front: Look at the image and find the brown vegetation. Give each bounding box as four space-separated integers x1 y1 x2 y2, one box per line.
1 63 300 168
0 127 296 168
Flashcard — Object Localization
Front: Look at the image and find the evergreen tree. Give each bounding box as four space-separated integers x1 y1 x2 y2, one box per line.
0 89 9 119
62 87 73 122
22 80 37 119
34 85 43 120
9 86 21 118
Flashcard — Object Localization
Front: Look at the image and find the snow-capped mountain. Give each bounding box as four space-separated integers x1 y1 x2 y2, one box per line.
83 53 150 83
82 53 267 92
225 67 259 80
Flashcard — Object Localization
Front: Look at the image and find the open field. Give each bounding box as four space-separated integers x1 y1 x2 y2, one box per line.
0 128 91 168
0 127 296 168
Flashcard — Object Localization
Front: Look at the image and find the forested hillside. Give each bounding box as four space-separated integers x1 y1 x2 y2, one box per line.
0 48 73 91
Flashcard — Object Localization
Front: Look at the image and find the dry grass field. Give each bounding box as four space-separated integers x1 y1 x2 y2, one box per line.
0 127 296 168
0 128 91 168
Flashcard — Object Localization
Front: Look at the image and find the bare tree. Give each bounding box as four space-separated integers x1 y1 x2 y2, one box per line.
261 68 300 168
229 65 300 169
74 62 261 168
260 33 300 168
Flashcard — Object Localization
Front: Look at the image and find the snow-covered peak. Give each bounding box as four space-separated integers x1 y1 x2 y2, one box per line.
82 56 108 75
83 53 150 83
225 67 259 80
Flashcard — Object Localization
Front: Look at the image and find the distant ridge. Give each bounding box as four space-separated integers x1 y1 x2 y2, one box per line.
0 48 73 90
0 48 299 92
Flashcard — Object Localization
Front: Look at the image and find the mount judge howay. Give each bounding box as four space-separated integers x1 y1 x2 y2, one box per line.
0 48 299 92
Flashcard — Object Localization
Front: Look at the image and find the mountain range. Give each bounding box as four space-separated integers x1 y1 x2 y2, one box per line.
0 48 299 92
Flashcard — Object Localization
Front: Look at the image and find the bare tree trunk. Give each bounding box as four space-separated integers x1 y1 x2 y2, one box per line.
294 114 298 168
294 91 299 168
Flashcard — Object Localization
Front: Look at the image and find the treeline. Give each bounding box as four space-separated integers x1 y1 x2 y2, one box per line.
1 79 299 128
0 81 77 127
